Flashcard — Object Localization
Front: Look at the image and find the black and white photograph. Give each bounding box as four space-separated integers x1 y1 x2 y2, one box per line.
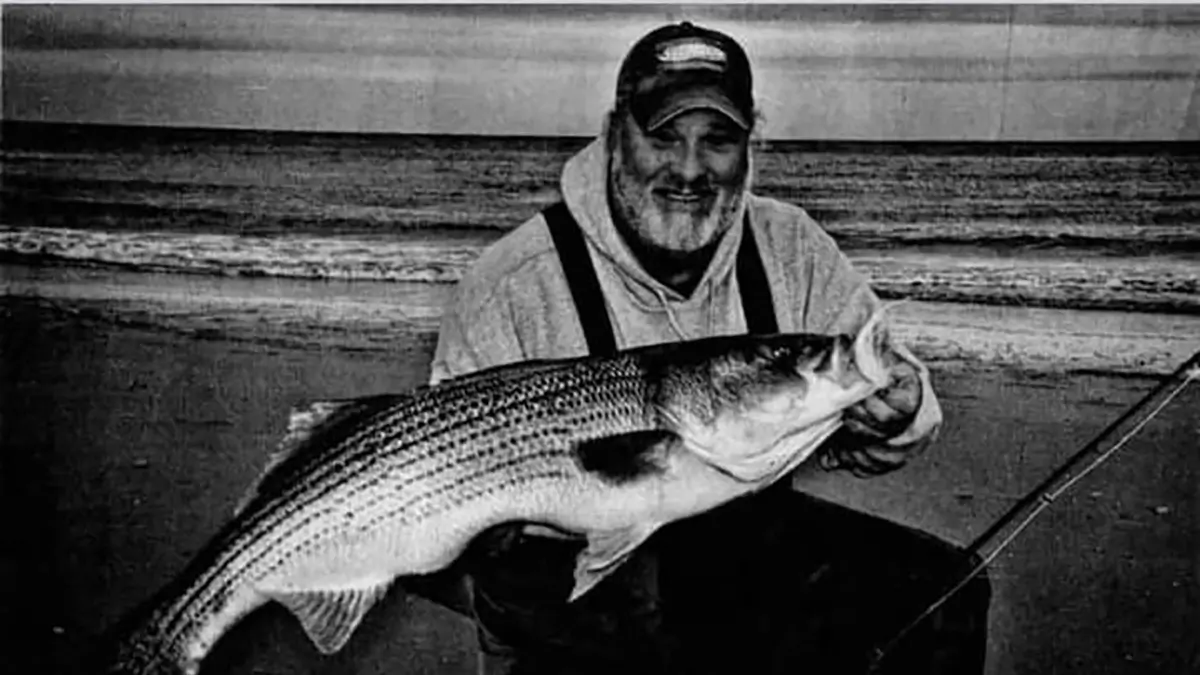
2 3 1198 674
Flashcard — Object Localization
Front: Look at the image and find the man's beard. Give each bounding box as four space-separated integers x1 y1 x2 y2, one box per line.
608 139 749 263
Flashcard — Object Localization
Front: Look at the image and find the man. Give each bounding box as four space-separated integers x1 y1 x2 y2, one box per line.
426 21 990 675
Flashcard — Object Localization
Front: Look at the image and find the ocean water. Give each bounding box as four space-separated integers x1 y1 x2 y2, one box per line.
3 121 1199 314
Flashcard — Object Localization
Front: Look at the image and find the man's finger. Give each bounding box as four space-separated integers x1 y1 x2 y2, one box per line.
842 413 887 439
848 447 907 477
862 445 909 468
819 448 842 470
845 396 905 436
847 448 883 474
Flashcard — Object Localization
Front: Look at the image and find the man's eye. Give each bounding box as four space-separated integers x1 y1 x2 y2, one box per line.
647 130 678 147
706 133 738 148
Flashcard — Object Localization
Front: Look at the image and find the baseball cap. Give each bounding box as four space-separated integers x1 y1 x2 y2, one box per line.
615 21 754 131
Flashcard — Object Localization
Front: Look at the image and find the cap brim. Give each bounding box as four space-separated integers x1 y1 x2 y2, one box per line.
643 86 749 131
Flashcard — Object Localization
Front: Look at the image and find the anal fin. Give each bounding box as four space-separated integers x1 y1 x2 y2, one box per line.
569 524 659 603
263 581 392 655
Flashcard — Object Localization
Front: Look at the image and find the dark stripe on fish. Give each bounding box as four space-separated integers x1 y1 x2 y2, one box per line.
573 430 676 484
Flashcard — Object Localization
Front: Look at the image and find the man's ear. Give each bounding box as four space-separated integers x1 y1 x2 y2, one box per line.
602 109 621 154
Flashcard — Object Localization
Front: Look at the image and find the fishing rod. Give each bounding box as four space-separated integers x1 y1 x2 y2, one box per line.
867 348 1200 672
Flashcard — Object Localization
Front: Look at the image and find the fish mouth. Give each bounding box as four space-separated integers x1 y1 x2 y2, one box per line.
805 334 876 392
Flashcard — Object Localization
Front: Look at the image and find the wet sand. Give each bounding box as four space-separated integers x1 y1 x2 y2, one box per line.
3 273 1198 674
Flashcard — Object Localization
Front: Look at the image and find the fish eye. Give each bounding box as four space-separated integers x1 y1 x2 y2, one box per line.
755 343 789 361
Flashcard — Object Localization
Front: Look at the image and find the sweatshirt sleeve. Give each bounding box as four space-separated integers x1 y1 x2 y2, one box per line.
428 278 526 386
796 223 943 451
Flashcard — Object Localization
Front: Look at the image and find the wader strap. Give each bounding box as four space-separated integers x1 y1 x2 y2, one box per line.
544 203 778 357
736 220 778 335
544 202 618 356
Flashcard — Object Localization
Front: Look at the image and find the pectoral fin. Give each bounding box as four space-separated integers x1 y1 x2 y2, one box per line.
570 524 659 602
263 582 392 655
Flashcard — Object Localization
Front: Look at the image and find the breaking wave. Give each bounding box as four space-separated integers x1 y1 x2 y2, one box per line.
0 226 479 284
4 224 1198 315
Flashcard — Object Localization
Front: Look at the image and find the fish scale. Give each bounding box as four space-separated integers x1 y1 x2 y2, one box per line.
104 313 896 674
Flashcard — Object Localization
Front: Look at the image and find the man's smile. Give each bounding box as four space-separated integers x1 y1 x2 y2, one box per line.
655 188 715 211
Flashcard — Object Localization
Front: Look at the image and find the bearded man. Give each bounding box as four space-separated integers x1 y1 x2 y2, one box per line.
423 21 991 675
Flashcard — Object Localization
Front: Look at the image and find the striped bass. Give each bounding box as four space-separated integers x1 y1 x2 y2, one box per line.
102 306 900 674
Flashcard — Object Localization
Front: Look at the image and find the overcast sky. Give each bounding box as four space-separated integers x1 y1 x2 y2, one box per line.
4 4 1199 140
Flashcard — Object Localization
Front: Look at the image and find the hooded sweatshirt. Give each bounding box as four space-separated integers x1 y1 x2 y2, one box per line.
429 136 941 452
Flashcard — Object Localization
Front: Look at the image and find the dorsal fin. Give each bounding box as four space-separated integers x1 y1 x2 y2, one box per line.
234 396 401 516
279 400 349 460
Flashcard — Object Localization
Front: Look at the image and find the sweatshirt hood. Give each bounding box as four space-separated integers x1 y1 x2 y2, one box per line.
558 132 748 312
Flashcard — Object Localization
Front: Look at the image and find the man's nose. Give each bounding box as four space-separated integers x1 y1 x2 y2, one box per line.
670 141 705 184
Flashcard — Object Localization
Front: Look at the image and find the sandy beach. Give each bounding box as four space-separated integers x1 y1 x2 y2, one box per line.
3 265 1197 674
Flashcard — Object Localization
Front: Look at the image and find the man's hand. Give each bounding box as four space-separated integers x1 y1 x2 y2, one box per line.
845 357 921 439
819 356 926 477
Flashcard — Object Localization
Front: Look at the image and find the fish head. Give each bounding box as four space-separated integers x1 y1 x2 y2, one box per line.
658 304 897 482
709 303 893 420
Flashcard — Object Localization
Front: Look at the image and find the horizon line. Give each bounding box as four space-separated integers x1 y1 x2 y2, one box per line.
4 118 1199 147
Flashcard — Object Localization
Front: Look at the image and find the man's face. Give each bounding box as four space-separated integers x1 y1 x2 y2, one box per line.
610 107 750 261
